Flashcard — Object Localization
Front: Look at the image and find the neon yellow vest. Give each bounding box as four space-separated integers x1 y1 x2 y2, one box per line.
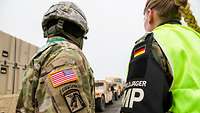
153 24 200 113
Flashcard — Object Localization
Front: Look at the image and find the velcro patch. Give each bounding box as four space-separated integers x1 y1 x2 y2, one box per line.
49 68 78 88
134 46 146 58
63 89 86 113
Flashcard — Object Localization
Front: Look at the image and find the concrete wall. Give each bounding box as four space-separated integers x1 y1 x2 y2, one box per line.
0 31 38 95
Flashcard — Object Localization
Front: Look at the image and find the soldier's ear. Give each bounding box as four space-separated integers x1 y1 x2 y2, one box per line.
147 9 154 24
144 9 160 32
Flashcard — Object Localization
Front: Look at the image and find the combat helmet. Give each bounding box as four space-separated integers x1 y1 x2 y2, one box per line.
42 1 88 40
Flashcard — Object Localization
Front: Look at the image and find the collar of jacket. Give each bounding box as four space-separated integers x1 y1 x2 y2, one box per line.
36 36 66 55
47 36 66 44
158 19 181 27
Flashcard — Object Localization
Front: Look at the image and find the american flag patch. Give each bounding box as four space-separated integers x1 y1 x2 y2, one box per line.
49 69 78 88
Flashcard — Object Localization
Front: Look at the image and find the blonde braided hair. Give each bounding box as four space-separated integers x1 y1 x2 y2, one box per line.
144 0 200 33
174 0 200 33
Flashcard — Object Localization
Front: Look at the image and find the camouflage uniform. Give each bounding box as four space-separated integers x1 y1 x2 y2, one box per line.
17 1 95 112
16 37 95 113
151 39 173 83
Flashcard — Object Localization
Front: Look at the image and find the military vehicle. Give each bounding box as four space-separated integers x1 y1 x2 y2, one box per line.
0 31 38 113
106 76 123 100
112 82 123 100
95 80 113 112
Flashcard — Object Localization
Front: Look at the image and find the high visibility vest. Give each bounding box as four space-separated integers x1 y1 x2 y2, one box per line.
153 24 200 113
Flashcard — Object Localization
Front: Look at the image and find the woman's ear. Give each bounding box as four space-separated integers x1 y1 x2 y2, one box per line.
144 8 155 32
147 9 154 25
144 8 160 32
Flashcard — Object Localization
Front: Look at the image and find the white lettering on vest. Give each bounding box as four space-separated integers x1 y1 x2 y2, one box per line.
122 88 144 108
125 81 147 88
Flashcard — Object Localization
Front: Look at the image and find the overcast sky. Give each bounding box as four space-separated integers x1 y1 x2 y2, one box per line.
0 0 199 80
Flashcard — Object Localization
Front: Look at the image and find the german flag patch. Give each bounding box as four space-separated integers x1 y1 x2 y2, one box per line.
134 46 146 58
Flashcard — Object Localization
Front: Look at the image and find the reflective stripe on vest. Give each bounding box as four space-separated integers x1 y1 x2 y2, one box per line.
153 24 200 113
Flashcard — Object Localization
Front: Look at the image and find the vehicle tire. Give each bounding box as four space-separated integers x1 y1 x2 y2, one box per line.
96 96 106 112
114 92 118 101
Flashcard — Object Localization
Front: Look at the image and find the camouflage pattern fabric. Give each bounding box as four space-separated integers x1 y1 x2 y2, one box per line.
16 37 95 113
151 39 173 84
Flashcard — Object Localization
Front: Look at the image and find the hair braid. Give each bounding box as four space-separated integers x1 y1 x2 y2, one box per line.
175 0 200 33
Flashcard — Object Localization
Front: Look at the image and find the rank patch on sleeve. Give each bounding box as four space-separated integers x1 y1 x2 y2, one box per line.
49 68 78 88
134 46 146 57
64 90 86 113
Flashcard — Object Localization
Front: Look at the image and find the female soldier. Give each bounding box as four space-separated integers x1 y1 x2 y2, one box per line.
121 0 200 113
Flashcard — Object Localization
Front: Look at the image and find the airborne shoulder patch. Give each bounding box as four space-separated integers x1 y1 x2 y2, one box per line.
48 68 78 88
63 89 86 113
60 83 86 113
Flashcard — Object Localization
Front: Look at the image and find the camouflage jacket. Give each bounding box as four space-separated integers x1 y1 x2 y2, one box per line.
16 36 95 113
